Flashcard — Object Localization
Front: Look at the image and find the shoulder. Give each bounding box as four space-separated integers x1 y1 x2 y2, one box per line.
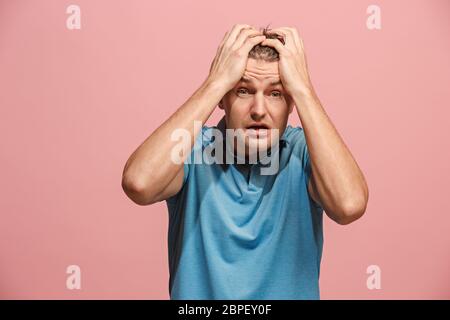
188 125 215 151
200 125 216 142
282 125 307 148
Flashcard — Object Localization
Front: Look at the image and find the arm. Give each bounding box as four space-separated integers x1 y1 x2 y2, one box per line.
295 89 369 225
121 24 267 205
261 27 369 224
121 79 224 205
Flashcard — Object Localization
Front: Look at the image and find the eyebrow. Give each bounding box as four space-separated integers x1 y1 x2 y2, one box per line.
240 76 282 86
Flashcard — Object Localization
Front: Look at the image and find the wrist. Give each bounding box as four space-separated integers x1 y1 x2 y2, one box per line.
292 90 321 114
203 77 230 94
291 85 317 103
197 78 229 107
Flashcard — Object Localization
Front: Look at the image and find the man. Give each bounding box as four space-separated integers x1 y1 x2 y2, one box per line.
121 24 369 299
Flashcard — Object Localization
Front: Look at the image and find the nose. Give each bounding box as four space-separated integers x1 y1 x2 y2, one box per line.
249 92 267 121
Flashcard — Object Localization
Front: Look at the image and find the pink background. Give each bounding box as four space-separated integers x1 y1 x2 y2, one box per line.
0 0 449 299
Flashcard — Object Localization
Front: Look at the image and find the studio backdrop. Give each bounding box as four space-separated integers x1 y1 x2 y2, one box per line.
0 0 449 299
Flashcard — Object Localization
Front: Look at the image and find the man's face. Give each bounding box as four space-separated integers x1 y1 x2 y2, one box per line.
219 58 294 160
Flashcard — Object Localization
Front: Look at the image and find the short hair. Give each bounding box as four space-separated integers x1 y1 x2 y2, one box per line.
248 24 285 62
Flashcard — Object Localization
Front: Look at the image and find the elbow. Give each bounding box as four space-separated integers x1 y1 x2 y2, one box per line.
333 198 368 225
121 174 156 206
334 183 369 225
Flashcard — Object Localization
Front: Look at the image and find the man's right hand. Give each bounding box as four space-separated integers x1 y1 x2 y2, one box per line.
207 24 266 92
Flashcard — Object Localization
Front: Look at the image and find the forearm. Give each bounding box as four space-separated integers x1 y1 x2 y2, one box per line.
122 78 227 196
293 89 369 223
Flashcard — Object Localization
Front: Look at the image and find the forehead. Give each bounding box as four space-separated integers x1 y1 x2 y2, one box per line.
241 58 280 84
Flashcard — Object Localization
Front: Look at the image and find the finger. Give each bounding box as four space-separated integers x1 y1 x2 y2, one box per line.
209 24 253 72
225 24 253 47
259 37 289 56
232 28 263 50
218 30 230 52
239 34 267 54
285 27 303 52
210 26 254 73
265 28 297 52
210 27 242 73
272 27 302 52
211 30 230 70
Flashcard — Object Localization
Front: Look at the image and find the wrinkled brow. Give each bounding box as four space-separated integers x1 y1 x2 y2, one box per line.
240 76 282 86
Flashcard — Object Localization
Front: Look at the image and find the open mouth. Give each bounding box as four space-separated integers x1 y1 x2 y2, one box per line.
247 126 268 130
246 123 269 130
245 124 270 137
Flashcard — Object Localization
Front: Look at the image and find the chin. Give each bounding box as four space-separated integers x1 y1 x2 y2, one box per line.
246 138 272 157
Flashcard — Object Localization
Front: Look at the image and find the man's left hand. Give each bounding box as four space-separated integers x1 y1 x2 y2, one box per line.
261 27 314 99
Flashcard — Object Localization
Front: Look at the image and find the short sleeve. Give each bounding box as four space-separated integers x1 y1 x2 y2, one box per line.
302 138 323 210
303 142 313 187
166 149 191 206
181 159 189 185
165 126 207 205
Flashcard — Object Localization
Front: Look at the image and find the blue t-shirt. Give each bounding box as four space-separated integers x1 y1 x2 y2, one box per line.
165 119 324 299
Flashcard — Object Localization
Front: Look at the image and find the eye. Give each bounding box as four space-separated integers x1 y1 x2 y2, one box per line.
271 91 282 98
237 87 249 95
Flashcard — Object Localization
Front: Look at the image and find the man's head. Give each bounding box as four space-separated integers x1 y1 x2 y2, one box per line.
218 27 294 160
